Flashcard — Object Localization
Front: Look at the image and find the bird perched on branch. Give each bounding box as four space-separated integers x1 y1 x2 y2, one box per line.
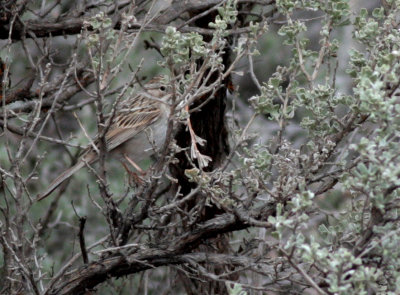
37 76 171 201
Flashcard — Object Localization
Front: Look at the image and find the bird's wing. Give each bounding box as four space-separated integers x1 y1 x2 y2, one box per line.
104 99 161 151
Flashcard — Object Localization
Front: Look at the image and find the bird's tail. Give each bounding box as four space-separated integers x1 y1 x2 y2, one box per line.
37 160 87 201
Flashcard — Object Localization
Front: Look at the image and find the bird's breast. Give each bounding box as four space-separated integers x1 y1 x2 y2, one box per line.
111 115 168 163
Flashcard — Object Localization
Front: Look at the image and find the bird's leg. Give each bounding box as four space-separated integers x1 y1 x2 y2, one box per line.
123 154 145 174
122 154 145 186
121 161 144 186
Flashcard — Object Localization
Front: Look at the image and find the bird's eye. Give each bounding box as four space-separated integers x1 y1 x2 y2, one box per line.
159 86 166 91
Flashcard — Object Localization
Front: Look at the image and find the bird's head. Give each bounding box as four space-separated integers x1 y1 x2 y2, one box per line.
142 75 172 102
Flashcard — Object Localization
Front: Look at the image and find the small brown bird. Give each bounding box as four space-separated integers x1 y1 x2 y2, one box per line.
37 76 171 201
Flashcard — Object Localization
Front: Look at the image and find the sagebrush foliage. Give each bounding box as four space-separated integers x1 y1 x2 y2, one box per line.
241 1 400 294
1 0 400 294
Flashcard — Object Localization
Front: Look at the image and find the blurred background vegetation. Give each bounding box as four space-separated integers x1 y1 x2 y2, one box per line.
3 0 400 294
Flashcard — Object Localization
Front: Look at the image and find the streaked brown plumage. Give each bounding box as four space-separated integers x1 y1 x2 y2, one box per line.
37 76 170 201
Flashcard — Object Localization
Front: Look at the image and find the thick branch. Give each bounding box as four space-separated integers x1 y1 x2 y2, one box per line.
0 0 273 41
47 213 248 295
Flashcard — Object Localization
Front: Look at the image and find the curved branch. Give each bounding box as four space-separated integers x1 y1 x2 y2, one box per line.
47 213 247 295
